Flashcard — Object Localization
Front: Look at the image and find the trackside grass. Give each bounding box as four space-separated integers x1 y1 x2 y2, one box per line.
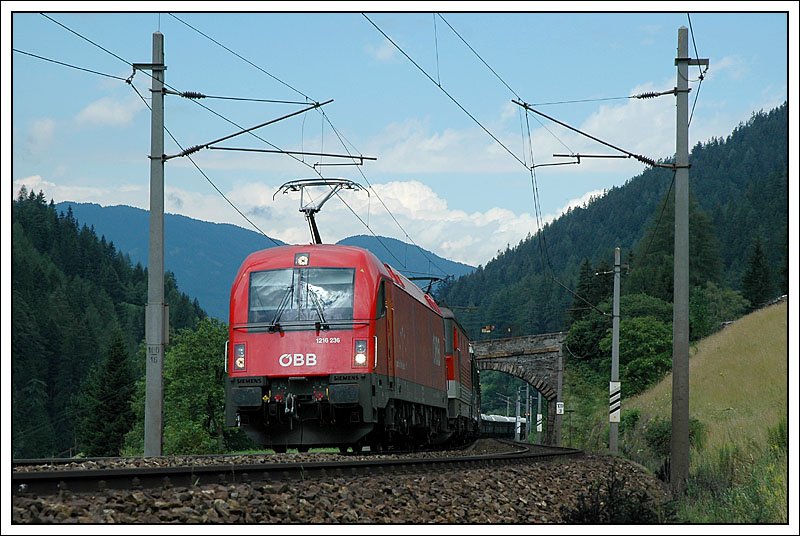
622 300 788 522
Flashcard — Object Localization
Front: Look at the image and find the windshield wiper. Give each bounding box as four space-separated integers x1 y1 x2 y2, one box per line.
269 284 294 332
307 289 329 330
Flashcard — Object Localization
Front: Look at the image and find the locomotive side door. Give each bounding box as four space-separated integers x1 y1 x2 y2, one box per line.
375 280 395 391
385 283 395 389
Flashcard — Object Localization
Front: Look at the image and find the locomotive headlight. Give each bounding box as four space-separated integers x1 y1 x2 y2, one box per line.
353 339 368 367
234 343 246 371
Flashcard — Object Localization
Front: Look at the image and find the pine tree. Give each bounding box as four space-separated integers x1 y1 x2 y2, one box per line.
568 259 595 326
73 333 135 457
741 237 773 310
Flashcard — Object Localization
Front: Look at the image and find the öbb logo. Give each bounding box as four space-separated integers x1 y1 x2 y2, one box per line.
279 353 318 367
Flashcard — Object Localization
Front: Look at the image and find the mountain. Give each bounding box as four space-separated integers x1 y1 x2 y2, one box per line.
336 235 475 280
54 202 284 321
53 203 475 320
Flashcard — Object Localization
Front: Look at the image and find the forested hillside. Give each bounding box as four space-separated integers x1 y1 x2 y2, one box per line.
12 189 205 458
439 102 788 339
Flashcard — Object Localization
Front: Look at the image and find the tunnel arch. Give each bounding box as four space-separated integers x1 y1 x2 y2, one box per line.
472 332 565 445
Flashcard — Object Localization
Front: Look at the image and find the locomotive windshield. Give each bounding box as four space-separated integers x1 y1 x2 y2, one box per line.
248 267 355 328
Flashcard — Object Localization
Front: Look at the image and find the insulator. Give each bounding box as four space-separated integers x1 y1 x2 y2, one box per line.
181 91 206 99
634 91 659 99
181 145 203 156
634 154 657 167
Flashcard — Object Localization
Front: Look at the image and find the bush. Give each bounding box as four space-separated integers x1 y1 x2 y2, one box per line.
689 444 738 498
620 408 640 434
560 463 673 523
643 416 707 459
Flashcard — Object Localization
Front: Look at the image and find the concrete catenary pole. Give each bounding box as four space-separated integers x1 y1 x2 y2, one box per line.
671 26 706 494
609 246 621 454
555 345 563 445
144 31 166 457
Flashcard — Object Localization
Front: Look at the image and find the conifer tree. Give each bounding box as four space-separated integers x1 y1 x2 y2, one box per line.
741 237 773 310
73 332 135 457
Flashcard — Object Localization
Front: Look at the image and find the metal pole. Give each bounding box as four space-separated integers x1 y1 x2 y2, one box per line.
525 384 530 442
144 31 166 457
609 247 621 454
515 388 521 441
536 391 542 444
671 26 691 494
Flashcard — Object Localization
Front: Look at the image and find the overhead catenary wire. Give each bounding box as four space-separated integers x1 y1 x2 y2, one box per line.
167 12 312 101
513 99 673 169
164 99 333 160
12 48 130 81
164 88 311 105
686 13 709 127
172 12 451 279
320 110 452 278
41 12 130 66
129 84 283 247
39 12 300 247
166 12 448 276
39 12 328 174
389 12 608 313
434 15 598 312
366 12 598 300
363 13 530 171
435 13 576 157
436 13 521 101
640 169 677 261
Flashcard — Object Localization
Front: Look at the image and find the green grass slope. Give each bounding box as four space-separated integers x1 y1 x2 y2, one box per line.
627 299 787 454
621 299 788 522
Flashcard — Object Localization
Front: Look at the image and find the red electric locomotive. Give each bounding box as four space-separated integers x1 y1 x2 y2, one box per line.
224 243 479 452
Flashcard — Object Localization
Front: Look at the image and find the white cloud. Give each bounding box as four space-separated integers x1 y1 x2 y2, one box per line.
366 38 397 62
556 189 607 215
22 118 56 157
75 95 145 127
366 118 519 175
710 55 749 81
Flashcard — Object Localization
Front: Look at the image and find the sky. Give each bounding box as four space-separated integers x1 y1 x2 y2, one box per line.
2 5 799 533
5 3 796 269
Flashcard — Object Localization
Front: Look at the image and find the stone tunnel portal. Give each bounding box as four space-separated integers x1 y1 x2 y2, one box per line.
472 332 565 446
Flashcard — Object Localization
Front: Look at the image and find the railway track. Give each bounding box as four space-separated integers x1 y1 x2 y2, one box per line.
13 441 582 496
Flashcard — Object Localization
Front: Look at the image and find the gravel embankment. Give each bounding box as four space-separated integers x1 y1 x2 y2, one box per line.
13 454 670 524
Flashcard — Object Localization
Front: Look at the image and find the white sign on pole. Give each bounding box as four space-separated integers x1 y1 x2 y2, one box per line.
556 402 564 415
536 413 543 432
609 381 621 423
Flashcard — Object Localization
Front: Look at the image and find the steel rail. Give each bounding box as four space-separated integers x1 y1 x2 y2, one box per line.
13 443 582 496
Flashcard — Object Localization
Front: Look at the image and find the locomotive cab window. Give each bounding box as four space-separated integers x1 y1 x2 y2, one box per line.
249 267 355 328
376 280 387 318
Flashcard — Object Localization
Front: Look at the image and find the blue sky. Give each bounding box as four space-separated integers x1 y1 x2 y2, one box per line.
6 4 795 267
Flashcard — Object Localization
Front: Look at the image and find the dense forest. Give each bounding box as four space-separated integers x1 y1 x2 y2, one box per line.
12 189 206 457
438 103 788 414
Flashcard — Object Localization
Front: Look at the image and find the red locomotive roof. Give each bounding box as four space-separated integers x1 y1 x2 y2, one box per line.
233 244 441 315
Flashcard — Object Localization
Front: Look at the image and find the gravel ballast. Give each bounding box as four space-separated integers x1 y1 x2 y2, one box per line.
13 454 670 524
